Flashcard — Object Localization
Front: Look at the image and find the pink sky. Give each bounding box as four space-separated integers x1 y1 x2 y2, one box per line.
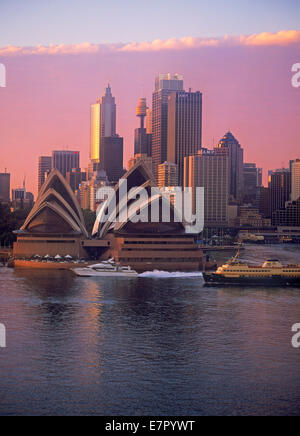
0 31 299 197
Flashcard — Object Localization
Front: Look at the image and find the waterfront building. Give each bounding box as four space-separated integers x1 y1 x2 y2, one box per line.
268 169 291 217
238 206 271 228
184 149 229 227
217 131 244 203
228 204 239 227
291 159 300 202
167 90 202 186
152 73 184 180
272 198 300 226
38 156 52 192
0 172 10 203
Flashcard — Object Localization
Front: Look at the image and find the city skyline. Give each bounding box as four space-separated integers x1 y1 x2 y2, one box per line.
0 1 299 196
1 53 299 197
1 36 299 196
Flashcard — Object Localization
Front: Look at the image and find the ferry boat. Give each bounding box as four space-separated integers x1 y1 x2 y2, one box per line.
72 258 138 278
203 249 300 286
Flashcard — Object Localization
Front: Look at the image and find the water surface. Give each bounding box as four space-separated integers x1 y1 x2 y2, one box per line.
0 245 300 416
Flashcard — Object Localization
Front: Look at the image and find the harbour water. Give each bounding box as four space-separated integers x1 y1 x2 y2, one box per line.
0 245 300 416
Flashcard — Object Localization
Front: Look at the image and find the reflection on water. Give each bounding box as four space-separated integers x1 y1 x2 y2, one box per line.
0 245 300 416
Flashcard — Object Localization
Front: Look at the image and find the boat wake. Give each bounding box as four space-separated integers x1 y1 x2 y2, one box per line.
139 270 203 279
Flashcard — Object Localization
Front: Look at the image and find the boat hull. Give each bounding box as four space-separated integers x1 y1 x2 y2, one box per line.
73 268 138 278
203 273 300 287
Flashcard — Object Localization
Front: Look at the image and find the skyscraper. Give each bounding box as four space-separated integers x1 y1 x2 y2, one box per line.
257 187 270 218
90 84 124 184
134 98 152 156
243 163 260 203
184 149 229 227
66 168 87 193
257 168 263 188
158 161 178 189
291 159 300 201
11 178 34 210
52 151 80 178
100 136 124 184
90 84 116 162
152 73 184 180
217 131 244 203
38 156 52 192
268 169 291 216
167 90 202 186
146 108 152 134
90 103 100 163
0 172 10 203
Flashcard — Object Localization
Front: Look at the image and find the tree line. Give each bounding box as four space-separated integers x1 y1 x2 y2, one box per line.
0 202 32 246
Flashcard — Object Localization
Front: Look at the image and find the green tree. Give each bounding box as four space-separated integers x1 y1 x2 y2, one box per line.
82 209 96 236
0 203 32 246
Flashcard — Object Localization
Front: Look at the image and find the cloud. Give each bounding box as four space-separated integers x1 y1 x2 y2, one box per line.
0 30 299 56
120 36 220 52
121 30 300 52
0 42 100 56
239 30 300 46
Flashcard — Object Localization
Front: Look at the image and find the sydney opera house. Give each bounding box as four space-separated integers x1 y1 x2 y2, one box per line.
13 162 203 272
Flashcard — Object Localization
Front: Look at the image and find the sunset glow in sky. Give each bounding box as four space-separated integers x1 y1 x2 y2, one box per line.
0 0 299 195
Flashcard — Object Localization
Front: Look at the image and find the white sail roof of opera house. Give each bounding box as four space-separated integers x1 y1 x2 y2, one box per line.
92 161 186 238
21 169 88 237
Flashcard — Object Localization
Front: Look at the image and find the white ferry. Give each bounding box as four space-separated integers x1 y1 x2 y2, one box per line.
203 250 300 286
72 258 138 278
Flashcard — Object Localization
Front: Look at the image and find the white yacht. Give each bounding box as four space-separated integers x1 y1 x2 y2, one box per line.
73 258 138 278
